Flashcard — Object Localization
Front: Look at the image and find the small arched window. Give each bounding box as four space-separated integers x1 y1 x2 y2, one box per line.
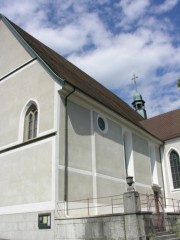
170 150 180 189
24 104 38 141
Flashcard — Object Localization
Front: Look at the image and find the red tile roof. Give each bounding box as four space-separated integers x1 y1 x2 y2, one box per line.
141 109 180 141
5 16 145 128
3 16 180 141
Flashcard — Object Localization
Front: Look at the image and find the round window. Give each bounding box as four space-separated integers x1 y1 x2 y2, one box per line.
97 116 107 133
98 117 105 131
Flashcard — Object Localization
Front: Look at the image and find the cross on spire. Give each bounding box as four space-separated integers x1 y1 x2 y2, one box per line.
131 73 138 92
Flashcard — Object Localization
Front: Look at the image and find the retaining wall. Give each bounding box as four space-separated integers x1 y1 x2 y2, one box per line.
0 211 54 240
55 212 154 240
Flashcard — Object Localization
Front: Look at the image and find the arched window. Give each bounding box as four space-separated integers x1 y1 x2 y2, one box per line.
24 104 38 140
170 150 180 189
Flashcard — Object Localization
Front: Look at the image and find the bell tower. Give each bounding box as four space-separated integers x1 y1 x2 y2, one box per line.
132 91 147 119
131 74 147 119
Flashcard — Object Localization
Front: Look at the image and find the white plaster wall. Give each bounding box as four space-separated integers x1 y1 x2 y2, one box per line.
0 21 32 78
163 138 180 201
68 171 93 201
58 94 163 212
67 101 92 171
94 111 125 179
155 146 163 187
0 139 53 207
133 133 152 185
0 61 56 148
60 99 126 204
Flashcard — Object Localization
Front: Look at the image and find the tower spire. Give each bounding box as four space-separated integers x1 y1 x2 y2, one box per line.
131 73 138 92
131 74 147 119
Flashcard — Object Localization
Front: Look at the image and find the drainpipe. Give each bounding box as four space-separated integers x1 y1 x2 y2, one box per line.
64 88 75 216
159 144 166 208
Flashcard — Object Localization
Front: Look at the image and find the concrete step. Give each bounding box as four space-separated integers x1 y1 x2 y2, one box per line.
154 231 180 240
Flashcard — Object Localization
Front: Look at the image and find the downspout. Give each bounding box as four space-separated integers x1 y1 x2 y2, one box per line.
159 144 166 208
64 88 75 216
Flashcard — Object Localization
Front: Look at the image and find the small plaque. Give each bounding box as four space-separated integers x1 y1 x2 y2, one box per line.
38 213 51 229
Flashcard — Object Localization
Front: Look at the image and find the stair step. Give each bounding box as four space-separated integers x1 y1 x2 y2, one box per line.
156 231 171 236
154 232 180 240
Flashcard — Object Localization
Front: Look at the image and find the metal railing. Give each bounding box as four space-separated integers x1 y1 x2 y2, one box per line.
57 193 180 218
140 194 180 213
57 194 124 218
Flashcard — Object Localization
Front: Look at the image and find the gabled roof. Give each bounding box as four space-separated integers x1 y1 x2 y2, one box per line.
5 16 179 142
141 109 180 141
1 15 146 130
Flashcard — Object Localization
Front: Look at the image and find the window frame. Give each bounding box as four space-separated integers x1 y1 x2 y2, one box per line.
97 114 108 134
169 150 180 190
24 104 38 141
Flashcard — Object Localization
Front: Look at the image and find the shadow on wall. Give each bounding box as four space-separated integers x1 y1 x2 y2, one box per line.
68 101 123 144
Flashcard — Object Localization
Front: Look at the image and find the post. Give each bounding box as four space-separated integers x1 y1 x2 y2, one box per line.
172 198 175 212
87 198 90 216
123 176 153 239
111 198 114 214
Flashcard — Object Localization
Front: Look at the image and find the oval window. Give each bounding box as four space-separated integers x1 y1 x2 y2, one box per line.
97 116 108 133
98 117 105 131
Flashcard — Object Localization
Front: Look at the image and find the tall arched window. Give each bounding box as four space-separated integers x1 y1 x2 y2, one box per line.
170 150 180 189
24 104 38 140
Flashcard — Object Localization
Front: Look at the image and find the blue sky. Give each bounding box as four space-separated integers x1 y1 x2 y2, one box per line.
1 0 180 117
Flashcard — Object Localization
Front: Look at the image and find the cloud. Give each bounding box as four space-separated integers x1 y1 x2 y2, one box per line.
119 0 150 21
68 27 179 87
117 0 150 29
1 0 180 117
153 0 180 14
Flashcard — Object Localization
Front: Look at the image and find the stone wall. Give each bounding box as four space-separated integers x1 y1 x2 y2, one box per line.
165 213 180 235
0 209 155 239
0 211 54 240
55 212 154 240
55 215 125 240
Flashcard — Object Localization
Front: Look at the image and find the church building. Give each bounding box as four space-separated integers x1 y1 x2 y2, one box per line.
0 14 180 239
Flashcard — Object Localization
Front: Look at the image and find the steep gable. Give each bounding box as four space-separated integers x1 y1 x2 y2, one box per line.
1 15 148 131
0 16 33 79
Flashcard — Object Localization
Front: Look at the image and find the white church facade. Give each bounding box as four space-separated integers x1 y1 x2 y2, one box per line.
0 14 180 239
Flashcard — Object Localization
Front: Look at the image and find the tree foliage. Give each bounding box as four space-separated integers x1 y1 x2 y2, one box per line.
177 79 180 89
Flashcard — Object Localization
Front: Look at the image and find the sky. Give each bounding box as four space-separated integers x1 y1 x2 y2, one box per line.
1 0 180 118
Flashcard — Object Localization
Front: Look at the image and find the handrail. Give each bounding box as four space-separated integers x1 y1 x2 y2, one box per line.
57 194 124 218
56 193 180 218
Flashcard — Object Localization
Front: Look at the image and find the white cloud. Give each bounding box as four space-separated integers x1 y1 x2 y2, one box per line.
153 0 180 14
118 0 150 28
24 11 111 55
0 0 180 118
119 0 150 19
68 22 180 117
68 27 179 87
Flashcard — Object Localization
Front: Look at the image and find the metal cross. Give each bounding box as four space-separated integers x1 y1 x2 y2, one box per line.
131 73 138 92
